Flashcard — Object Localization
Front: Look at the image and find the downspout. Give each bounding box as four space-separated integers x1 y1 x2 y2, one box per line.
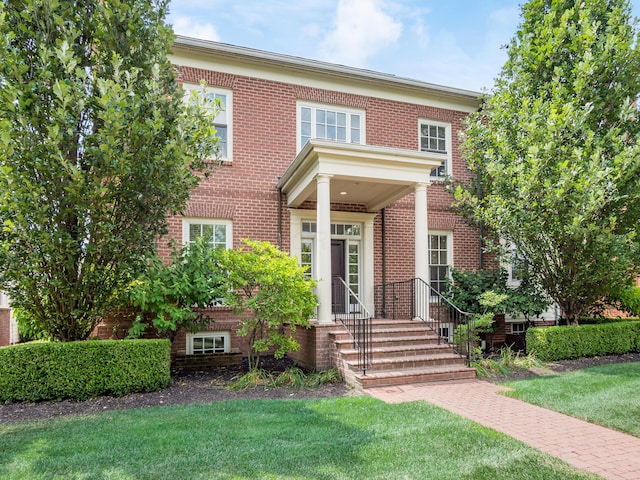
477 167 484 269
277 184 283 249
381 207 387 318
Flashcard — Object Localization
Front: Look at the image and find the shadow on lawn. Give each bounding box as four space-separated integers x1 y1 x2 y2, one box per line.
0 398 374 480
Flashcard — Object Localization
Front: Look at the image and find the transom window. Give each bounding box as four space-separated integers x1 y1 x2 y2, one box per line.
302 222 361 236
419 120 451 178
182 219 232 250
187 332 230 355
299 104 364 149
429 232 452 295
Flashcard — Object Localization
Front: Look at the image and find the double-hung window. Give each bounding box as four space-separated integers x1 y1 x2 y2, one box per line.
429 232 452 295
419 120 451 178
298 103 364 150
183 218 232 250
184 84 232 161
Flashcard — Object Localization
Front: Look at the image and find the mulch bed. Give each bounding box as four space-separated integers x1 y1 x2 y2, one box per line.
2 353 639 425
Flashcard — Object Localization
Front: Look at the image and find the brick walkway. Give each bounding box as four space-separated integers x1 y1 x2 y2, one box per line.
367 380 640 480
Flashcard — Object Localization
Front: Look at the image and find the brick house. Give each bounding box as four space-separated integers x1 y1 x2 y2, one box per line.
150 36 488 386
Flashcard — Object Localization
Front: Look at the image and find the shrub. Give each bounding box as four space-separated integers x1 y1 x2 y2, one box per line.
0 339 170 403
579 317 639 325
526 321 640 361
218 240 316 370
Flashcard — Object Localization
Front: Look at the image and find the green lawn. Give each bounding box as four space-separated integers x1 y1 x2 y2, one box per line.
0 396 597 480
503 361 640 437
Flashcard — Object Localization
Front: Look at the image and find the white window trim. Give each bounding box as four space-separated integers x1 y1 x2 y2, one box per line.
186 331 230 355
297 101 366 151
419 119 452 179
428 230 453 295
183 83 233 161
511 323 526 334
182 218 233 249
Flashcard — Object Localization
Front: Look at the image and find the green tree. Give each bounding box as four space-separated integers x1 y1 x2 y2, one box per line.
0 0 219 340
218 240 317 370
456 0 640 325
127 238 224 341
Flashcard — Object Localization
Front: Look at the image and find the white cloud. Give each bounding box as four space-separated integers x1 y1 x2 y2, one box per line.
171 16 220 42
318 0 402 67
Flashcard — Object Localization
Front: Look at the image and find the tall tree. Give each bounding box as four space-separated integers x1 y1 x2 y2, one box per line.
0 0 219 340
456 0 640 325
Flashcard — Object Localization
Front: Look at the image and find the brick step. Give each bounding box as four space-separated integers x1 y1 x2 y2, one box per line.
338 343 454 361
346 352 465 372
355 365 477 389
330 326 438 342
332 334 442 350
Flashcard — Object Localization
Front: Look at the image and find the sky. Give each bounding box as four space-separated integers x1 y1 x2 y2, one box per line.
167 0 640 93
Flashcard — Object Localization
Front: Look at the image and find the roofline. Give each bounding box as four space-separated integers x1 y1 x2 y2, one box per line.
173 36 481 106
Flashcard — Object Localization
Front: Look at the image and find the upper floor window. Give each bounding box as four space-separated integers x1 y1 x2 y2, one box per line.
182 218 232 250
419 120 451 178
184 84 232 161
298 103 364 150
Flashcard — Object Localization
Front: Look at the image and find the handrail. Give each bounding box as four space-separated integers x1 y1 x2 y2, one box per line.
374 278 472 364
332 277 373 375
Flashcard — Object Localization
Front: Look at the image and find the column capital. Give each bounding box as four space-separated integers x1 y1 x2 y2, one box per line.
316 174 333 183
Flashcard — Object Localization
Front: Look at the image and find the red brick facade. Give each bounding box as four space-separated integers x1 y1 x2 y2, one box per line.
118 41 482 366
0 308 10 347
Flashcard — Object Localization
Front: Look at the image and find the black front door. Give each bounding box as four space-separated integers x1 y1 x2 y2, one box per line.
331 239 346 314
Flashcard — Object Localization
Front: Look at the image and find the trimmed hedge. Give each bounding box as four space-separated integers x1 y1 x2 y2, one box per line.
579 317 639 325
526 321 640 361
0 339 171 403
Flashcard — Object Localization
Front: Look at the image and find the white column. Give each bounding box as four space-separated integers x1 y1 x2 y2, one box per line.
414 182 429 282
316 174 333 324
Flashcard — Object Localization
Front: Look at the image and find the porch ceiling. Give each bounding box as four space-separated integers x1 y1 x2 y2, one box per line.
277 140 445 212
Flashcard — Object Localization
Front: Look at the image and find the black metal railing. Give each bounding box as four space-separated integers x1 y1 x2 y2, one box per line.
374 278 472 364
332 277 373 375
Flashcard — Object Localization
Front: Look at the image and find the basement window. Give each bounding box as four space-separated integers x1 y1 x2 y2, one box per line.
187 332 230 355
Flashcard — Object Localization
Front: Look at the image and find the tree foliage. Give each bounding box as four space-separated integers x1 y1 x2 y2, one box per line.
456 0 640 325
0 0 219 340
447 268 550 321
127 238 224 341
218 240 317 370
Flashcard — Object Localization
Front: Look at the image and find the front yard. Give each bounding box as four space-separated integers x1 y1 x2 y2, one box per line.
502 361 640 437
0 396 597 480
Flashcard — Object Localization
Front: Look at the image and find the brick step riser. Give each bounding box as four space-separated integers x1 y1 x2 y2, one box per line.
347 357 466 372
331 330 439 341
333 338 442 349
358 369 476 388
339 346 454 361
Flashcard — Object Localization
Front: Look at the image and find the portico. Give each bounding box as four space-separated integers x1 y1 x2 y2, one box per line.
277 139 444 324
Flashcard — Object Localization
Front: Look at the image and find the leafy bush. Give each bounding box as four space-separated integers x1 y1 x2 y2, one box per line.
526 321 640 361
615 286 640 317
218 240 317 370
579 317 639 325
447 268 550 319
127 237 223 340
0 339 170 402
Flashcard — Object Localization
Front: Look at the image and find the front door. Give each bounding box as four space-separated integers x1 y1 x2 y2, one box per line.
331 239 346 314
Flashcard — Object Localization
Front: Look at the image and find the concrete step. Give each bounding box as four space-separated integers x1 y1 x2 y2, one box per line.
355 365 476 389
